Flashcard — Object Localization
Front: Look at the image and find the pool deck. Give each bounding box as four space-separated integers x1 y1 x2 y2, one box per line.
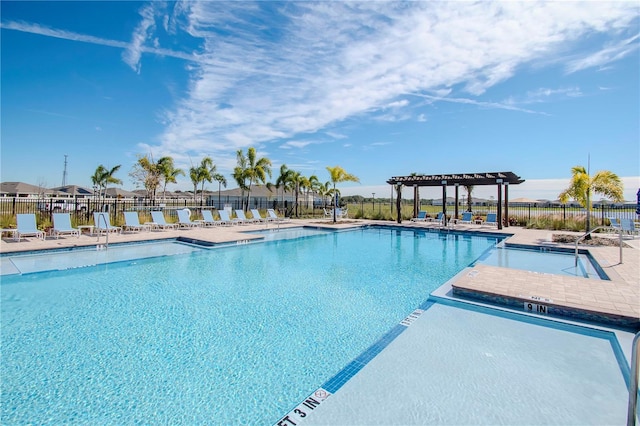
2 219 638 424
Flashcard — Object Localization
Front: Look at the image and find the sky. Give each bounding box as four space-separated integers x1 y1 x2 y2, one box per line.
1 1 639 201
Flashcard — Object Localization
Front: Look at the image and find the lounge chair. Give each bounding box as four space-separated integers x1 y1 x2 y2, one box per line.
218 209 242 226
482 213 498 227
15 213 45 241
426 212 444 225
607 217 622 233
459 212 473 225
93 212 121 234
267 208 288 222
199 210 221 227
150 211 178 230
411 211 427 222
177 209 200 228
250 209 268 223
52 213 80 239
236 209 258 224
123 211 151 233
621 218 638 237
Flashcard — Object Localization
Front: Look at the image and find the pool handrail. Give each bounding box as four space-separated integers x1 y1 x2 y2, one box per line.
628 331 640 426
575 225 622 266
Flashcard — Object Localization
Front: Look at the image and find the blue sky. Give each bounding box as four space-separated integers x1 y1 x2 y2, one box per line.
1 1 639 201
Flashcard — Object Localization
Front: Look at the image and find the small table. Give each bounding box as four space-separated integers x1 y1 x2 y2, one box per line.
0 228 16 239
474 219 483 225
77 225 94 235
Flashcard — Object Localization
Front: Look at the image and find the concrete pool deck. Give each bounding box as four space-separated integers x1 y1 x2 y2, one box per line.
1 219 638 424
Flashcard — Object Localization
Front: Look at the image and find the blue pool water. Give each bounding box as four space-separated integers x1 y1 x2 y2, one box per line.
1 228 498 424
473 245 605 279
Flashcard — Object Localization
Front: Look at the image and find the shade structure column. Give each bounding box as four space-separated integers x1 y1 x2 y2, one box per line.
504 182 509 227
496 179 503 230
454 183 459 220
441 180 447 226
413 184 418 218
396 183 403 223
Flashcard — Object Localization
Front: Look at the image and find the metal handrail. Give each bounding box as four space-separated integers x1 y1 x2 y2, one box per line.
628 332 640 426
95 212 109 249
574 225 622 266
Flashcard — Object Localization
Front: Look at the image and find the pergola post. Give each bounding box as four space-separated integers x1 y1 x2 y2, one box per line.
395 184 402 223
413 184 418 218
504 182 509 227
454 183 459 220
441 180 447 226
496 179 503 230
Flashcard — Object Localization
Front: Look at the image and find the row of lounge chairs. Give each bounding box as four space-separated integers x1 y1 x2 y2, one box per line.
5 209 288 241
410 211 498 227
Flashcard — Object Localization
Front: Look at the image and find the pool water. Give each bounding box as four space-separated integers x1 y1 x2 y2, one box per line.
0 240 202 276
245 226 335 241
473 245 605 279
1 228 497 424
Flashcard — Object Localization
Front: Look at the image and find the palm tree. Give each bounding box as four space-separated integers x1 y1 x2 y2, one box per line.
307 174 320 211
326 165 359 222
91 164 122 210
464 185 474 212
316 181 333 209
189 166 199 204
157 156 184 202
197 157 215 205
232 149 249 210
559 165 623 234
275 164 295 212
290 171 309 218
242 147 272 211
212 173 227 208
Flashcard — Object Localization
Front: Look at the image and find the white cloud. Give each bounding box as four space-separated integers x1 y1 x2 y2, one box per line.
122 4 157 73
5 2 637 177
566 34 640 74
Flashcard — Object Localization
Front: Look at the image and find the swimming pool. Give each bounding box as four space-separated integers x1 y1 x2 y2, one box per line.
1 227 498 424
1 227 630 424
473 244 607 279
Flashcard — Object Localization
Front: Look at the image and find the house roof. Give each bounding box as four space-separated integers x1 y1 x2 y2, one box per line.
50 185 95 197
0 181 51 195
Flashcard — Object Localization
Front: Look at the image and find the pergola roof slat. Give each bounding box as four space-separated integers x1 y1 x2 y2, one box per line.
387 171 524 187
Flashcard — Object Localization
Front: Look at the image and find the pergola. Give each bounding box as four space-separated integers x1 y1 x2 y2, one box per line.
387 171 525 230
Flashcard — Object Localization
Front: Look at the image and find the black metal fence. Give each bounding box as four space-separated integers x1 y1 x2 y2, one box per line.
0 196 319 224
1 197 637 226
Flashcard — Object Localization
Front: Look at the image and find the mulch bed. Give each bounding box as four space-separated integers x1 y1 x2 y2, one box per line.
552 233 628 247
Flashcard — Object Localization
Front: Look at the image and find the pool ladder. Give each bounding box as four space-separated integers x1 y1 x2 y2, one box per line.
95 212 109 250
574 225 622 266
628 331 640 426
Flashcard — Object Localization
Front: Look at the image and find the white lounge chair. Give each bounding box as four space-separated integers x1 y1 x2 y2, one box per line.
607 217 622 233
93 212 121 234
52 213 80 239
150 211 178 230
267 208 288 222
411 211 427 222
250 209 268 223
177 209 200 228
199 210 221 227
235 209 258 224
123 211 151 233
15 213 45 241
218 209 241 226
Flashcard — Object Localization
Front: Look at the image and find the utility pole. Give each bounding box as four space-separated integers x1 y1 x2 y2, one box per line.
61 154 68 186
